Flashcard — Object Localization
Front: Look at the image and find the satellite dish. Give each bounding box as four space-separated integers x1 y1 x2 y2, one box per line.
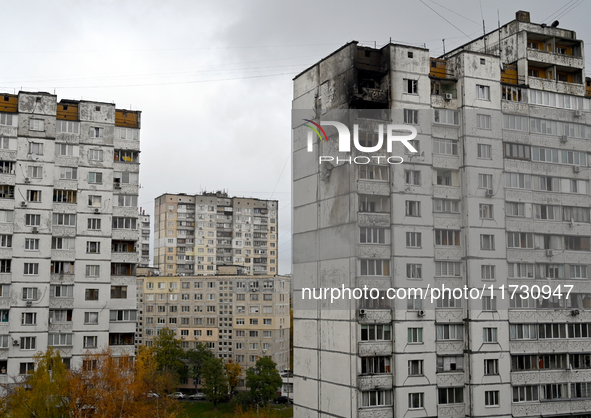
551 20 559 28
30 153 38 161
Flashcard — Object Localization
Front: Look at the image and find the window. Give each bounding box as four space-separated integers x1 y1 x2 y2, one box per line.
48 333 73 347
53 189 77 203
361 390 392 407
477 143 492 159
27 166 42 179
405 201 421 217
361 324 392 341
408 360 423 376
85 265 100 277
436 261 461 277
20 337 36 350
477 85 490 100
477 114 491 130
0 114 13 127
24 263 39 275
358 165 388 181
506 202 525 217
438 387 464 404
114 195 137 207
433 199 459 213
88 149 103 161
88 195 102 207
478 174 493 189
112 217 137 229
405 170 420 185
19 362 34 375
433 138 458 155
406 264 422 279
359 356 391 375
571 382 591 399
436 324 463 341
22 312 37 325
360 227 386 244
484 359 499 375
57 167 77 180
88 172 103 184
481 265 495 280
0 210 13 223
435 169 456 186
408 327 423 343
114 150 139 163
22 288 38 300
482 296 496 311
480 234 495 250
404 79 418 94
86 241 101 253
360 259 390 276
84 312 99 324
50 285 73 298
358 195 389 213
87 218 101 230
507 232 533 248
89 127 103 138
408 393 424 409
436 295 462 308
406 232 422 248
110 286 127 299
55 143 75 156
479 204 493 219
26 190 41 202
85 289 99 301
435 229 460 246
437 356 464 372
84 336 97 348
29 119 45 131
510 324 538 340
404 109 418 124
406 139 419 154
485 391 499 406
53 213 76 226
0 185 14 199
541 383 568 400
0 235 12 248
434 109 459 125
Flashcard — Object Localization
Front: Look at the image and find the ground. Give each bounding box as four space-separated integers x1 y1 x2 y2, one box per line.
181 401 293 417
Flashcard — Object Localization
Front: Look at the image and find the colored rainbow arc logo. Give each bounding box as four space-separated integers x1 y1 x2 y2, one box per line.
303 119 329 143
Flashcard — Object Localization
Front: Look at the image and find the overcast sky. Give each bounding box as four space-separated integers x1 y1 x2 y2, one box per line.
1 0 589 274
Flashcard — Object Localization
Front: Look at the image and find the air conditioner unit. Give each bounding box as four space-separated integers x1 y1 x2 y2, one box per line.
94 208 100 214
546 249 554 257
560 135 568 143
24 177 30 184
574 110 583 117
444 93 453 100
168 288 173 292
417 310 426 317
20 201 27 207
486 189 494 197
32 227 38 234
573 166 581 173
12 339 19 346
114 184 121 189
358 309 366 316
571 309 581 316
181 336 185 339
26 301 32 307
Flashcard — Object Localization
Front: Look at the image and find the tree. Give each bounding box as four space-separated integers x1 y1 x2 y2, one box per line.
184 343 214 392
201 356 228 407
153 327 185 378
246 357 282 406
0 348 70 417
224 359 242 395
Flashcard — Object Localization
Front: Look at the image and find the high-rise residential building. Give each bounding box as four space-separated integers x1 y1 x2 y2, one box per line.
0 91 140 381
135 271 290 389
153 192 278 277
139 209 150 267
293 11 591 418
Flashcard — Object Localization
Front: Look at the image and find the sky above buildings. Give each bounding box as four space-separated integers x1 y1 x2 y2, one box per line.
1 0 589 273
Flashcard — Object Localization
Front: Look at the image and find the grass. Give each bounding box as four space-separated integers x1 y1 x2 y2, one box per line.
181 401 293 418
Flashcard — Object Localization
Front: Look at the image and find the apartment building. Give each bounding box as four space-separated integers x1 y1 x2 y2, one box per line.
139 209 150 267
153 192 278 276
135 272 290 389
293 11 591 418
0 91 140 381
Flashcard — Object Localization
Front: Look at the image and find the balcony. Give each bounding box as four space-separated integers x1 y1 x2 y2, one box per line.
49 298 74 308
357 374 392 391
437 404 465 418
527 48 584 69
513 399 591 417
358 341 392 357
358 309 391 324
528 76 585 96
358 408 393 418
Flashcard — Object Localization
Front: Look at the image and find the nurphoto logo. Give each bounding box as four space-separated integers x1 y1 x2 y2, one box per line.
304 119 418 165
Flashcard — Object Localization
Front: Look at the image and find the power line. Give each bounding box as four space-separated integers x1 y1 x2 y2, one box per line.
427 0 481 26
270 155 290 200
552 0 583 22
2 71 299 90
543 0 576 22
419 0 472 38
